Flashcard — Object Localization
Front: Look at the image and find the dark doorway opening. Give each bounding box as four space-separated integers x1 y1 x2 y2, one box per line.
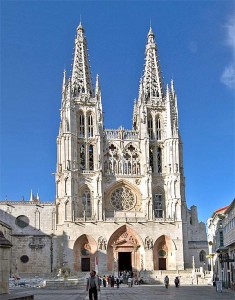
159 258 166 270
118 252 132 272
81 258 90 271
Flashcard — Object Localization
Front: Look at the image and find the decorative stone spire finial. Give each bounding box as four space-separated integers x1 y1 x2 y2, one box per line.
140 27 164 102
71 23 93 97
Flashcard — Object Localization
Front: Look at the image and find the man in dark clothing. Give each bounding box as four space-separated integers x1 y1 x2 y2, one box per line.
86 270 100 300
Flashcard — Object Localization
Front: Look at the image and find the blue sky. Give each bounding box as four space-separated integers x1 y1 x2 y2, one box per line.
0 1 234 223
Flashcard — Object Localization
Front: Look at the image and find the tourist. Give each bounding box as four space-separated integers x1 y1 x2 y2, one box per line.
103 275 107 287
110 275 115 287
164 275 169 288
86 270 100 300
174 276 180 288
116 277 120 288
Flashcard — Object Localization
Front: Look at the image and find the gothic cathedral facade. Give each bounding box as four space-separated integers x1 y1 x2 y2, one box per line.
0 23 208 278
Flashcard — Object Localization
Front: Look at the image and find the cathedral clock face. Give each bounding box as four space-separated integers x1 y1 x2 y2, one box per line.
110 186 136 211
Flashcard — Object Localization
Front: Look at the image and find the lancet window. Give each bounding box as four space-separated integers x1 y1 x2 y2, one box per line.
79 112 85 137
79 144 86 170
199 250 206 262
82 189 91 217
156 117 161 140
89 145 94 170
157 147 162 173
148 116 153 140
88 114 93 137
153 194 163 218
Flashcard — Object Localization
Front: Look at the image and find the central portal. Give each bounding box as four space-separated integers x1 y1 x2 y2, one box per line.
118 252 132 272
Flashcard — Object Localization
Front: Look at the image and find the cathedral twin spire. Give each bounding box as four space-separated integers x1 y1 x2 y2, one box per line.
71 22 93 97
140 26 164 102
66 23 178 137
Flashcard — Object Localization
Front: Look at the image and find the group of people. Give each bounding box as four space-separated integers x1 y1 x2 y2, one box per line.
86 271 121 300
87 271 181 300
164 275 180 288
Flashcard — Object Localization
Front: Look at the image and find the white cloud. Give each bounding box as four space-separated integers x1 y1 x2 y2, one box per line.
221 14 235 89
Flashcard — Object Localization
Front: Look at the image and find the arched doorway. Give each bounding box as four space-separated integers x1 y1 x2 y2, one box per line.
73 234 97 272
107 225 143 273
153 235 176 270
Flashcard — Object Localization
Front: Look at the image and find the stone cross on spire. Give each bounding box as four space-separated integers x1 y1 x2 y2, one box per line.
71 22 93 97
141 26 164 101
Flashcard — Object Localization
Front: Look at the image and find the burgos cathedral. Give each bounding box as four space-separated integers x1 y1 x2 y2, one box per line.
0 23 208 280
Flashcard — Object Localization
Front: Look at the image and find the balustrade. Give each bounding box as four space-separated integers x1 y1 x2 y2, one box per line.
104 129 138 140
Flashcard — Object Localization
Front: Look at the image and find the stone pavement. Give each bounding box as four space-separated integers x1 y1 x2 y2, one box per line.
6 284 235 300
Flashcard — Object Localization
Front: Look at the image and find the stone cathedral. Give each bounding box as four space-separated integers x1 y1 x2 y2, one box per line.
0 23 208 279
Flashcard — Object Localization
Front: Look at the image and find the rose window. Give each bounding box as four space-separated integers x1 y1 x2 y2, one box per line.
110 187 136 211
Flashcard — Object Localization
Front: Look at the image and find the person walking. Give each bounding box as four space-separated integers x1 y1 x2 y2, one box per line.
86 270 100 300
102 275 107 287
110 275 115 288
174 276 180 288
164 275 169 288
116 277 120 288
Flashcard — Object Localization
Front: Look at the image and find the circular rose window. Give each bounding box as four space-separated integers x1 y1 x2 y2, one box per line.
110 187 136 211
15 215 29 228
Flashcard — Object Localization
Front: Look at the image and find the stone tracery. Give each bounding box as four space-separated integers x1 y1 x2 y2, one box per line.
110 186 136 211
104 143 140 175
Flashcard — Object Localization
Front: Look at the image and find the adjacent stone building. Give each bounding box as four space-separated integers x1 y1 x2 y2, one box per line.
0 23 208 279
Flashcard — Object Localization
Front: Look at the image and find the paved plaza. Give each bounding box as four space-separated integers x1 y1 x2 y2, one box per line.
6 284 235 300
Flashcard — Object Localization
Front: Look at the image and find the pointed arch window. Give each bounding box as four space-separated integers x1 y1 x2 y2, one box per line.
79 113 85 137
199 250 206 262
64 177 68 195
88 114 93 137
65 201 69 221
65 119 69 132
35 209 40 229
154 194 163 218
148 116 153 140
89 145 94 170
82 189 91 217
80 144 86 170
156 117 161 140
149 147 154 172
157 147 162 173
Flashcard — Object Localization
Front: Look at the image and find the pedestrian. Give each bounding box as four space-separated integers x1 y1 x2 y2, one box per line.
103 275 107 287
86 270 100 300
111 275 115 288
164 275 169 288
174 276 180 288
128 276 132 287
116 277 120 288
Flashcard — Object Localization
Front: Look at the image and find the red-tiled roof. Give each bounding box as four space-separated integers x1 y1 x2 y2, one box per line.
215 206 229 213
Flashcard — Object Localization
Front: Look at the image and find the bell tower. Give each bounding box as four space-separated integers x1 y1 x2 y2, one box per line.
55 23 104 224
133 27 186 223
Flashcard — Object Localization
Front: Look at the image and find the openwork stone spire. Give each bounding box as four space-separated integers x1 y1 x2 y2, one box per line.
141 27 164 101
71 22 93 96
